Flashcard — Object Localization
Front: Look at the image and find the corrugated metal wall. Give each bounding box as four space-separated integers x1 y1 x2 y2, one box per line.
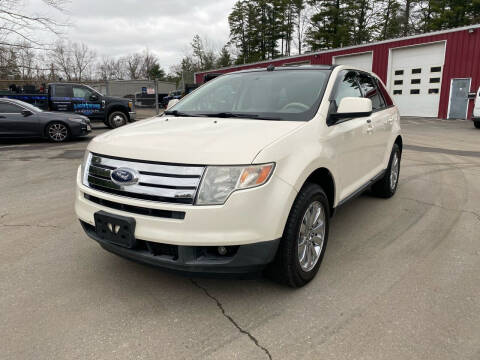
196 27 480 119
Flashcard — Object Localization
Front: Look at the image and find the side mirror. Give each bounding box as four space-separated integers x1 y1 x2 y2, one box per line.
21 110 33 117
167 99 180 109
89 94 99 101
329 97 372 123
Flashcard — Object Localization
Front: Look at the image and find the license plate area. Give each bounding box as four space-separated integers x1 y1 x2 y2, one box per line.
94 211 136 248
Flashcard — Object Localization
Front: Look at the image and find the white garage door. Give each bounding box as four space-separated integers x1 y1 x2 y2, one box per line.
333 52 373 72
389 42 445 117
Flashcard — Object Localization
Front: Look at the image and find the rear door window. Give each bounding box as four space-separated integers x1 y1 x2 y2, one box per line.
0 103 22 113
54 85 73 98
357 73 385 111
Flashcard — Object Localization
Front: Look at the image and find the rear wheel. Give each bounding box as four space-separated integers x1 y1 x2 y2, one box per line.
371 144 401 198
107 111 127 129
46 122 69 142
474 121 480 129
267 183 329 288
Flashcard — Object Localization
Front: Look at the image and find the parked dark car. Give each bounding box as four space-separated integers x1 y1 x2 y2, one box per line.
0 98 91 142
0 83 135 129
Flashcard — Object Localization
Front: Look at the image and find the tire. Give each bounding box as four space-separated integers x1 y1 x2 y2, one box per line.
474 121 480 129
46 122 69 142
371 144 401 198
267 183 330 288
107 111 127 129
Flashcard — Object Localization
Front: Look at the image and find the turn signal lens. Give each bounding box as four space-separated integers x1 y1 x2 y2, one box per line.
237 164 274 189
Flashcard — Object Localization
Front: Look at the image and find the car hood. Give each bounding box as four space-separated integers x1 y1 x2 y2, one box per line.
88 116 305 164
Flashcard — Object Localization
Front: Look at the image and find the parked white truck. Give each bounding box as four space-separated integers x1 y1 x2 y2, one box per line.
75 65 402 287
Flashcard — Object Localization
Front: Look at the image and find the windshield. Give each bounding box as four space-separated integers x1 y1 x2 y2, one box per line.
169 69 330 121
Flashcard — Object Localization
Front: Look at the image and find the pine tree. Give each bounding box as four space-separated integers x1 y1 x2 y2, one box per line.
217 46 233 68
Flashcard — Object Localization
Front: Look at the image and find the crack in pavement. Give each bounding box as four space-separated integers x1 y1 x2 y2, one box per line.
400 196 480 223
190 279 272 360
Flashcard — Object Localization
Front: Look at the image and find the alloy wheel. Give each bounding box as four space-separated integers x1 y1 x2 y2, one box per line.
390 152 399 190
297 201 326 272
48 123 68 142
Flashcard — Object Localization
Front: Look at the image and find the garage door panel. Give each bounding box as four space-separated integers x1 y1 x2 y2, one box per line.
333 52 373 72
389 42 445 117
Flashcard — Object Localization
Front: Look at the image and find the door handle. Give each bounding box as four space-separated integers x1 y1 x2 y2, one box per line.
366 118 374 134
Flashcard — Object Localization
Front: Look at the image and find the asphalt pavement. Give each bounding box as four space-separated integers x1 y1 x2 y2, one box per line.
1 118 479 359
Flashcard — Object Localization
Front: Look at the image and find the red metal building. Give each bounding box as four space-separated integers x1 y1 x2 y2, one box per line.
195 24 480 119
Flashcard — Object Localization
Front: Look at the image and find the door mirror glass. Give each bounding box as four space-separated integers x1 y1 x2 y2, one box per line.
167 99 180 109
21 110 33 117
89 94 99 101
331 97 372 121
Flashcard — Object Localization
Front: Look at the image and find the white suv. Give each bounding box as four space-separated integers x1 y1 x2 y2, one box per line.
473 86 480 128
76 65 402 287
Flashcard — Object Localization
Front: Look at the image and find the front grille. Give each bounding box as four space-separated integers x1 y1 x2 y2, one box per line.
86 153 205 204
84 194 185 219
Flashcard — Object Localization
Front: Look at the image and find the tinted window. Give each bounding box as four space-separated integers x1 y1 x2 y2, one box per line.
73 86 95 99
0 103 22 113
430 78 440 83
333 71 362 107
411 79 421 84
393 90 402 95
428 88 439 94
376 80 393 105
431 66 441 72
412 68 422 74
394 70 404 76
394 80 403 85
358 73 385 111
54 85 73 97
410 89 420 94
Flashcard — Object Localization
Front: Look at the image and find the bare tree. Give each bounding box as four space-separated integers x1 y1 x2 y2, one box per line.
71 42 95 81
98 56 126 80
0 0 69 49
124 53 142 79
51 41 73 80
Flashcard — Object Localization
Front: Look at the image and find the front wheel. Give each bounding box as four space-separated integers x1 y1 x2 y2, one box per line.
107 111 127 129
46 122 69 142
474 121 480 129
267 183 330 288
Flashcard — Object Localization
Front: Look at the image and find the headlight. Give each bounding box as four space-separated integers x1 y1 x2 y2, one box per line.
81 151 92 186
196 163 274 205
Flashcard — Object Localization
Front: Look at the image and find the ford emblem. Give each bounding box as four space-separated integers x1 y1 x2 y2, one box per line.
111 167 139 186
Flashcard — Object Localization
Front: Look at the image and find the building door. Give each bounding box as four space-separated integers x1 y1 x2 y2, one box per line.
389 42 445 117
448 78 471 119
333 52 373 72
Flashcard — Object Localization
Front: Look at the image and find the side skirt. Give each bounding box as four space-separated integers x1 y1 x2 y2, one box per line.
335 169 387 209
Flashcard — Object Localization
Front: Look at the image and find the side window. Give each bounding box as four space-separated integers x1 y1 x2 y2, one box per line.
73 86 94 100
333 71 362 107
357 73 385 111
0 103 22 113
376 79 393 106
54 85 73 98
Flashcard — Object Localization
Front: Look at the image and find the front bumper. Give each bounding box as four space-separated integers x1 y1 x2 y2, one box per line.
75 164 296 245
128 111 136 121
472 116 480 122
80 220 279 273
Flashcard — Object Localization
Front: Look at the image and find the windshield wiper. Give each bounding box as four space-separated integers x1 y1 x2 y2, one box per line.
199 112 282 120
164 110 198 117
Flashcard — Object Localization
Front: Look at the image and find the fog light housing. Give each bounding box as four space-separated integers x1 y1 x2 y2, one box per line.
217 246 227 256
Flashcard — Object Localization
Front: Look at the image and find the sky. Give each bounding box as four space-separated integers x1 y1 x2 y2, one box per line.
28 0 237 71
